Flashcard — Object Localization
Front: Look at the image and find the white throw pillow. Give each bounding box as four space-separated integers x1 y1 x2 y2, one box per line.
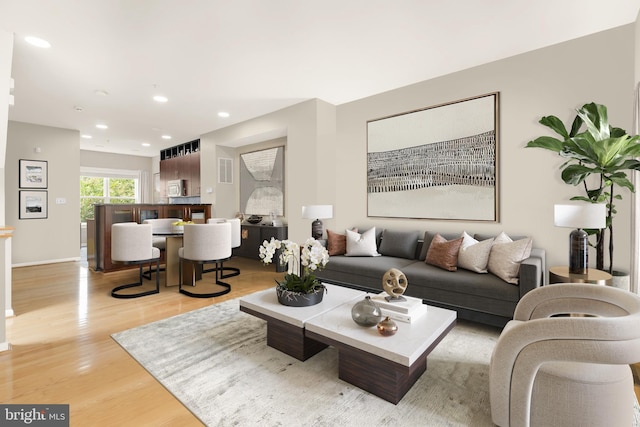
345 227 381 257
457 231 494 273
488 232 533 285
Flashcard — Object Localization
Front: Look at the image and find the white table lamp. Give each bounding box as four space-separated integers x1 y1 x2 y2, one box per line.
302 205 333 239
554 203 606 274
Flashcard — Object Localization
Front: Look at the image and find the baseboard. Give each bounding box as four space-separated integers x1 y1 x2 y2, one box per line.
12 257 81 268
0 341 10 353
5 308 14 318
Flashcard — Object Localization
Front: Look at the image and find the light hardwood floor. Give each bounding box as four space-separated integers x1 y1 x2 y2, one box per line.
1 257 278 426
2 258 639 426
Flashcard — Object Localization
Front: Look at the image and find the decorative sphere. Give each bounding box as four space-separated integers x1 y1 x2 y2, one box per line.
351 296 382 327
377 316 398 336
382 268 408 299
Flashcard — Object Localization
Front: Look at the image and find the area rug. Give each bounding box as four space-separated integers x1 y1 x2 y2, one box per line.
112 298 640 427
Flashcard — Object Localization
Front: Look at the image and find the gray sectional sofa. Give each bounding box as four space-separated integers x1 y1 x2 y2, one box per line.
316 228 546 327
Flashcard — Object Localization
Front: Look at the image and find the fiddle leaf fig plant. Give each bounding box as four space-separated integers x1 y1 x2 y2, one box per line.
526 102 640 273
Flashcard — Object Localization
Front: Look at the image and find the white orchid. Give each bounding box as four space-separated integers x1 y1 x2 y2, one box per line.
259 237 330 293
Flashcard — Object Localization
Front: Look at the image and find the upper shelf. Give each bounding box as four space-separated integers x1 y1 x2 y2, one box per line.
160 139 200 161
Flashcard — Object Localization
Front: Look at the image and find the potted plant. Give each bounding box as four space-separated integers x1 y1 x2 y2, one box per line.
259 237 330 306
526 102 640 276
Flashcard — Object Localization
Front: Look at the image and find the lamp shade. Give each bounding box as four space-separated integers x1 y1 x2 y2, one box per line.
554 204 606 229
302 205 333 220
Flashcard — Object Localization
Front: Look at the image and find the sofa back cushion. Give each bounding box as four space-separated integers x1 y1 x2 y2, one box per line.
378 229 420 259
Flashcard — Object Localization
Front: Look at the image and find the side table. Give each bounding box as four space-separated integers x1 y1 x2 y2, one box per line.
549 266 612 286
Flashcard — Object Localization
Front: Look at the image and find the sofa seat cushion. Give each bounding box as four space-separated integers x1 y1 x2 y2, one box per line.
400 261 521 303
323 255 415 285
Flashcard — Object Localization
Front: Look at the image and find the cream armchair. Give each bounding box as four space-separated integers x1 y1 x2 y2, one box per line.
490 283 640 427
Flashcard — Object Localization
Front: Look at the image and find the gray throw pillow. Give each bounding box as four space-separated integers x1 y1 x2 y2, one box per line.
378 229 420 259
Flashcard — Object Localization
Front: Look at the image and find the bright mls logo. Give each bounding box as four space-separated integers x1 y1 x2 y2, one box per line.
0 405 69 426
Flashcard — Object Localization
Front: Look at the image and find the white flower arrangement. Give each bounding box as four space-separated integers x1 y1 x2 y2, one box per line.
259 237 329 293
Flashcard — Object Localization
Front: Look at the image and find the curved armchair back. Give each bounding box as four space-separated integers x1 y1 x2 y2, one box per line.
490 284 640 427
143 218 182 234
207 217 241 248
182 222 232 262
111 222 157 262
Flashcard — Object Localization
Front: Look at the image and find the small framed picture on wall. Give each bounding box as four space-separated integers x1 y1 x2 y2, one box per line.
19 159 48 189
19 190 48 219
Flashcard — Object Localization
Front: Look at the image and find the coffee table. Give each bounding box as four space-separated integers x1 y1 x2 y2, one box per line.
239 284 456 404
305 299 456 404
239 284 364 361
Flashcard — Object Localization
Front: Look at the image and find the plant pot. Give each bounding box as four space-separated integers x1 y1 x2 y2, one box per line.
276 286 325 307
611 270 630 291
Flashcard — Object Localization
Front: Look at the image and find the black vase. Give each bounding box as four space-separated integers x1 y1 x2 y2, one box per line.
276 286 325 307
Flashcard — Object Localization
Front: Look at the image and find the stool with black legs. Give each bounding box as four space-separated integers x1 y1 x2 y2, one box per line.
110 222 160 299
178 222 232 298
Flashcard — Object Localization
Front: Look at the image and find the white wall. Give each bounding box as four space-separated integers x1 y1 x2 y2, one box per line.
200 99 337 243
0 28 14 350
208 25 635 275
334 25 634 273
6 122 81 265
80 150 154 175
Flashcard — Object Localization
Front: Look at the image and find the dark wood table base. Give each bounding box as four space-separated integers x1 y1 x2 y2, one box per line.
239 305 327 361
306 321 455 404
241 302 456 404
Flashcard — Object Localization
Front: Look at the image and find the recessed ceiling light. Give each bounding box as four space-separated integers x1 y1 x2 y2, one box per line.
142 142 151 147
96 124 108 130
153 95 168 103
218 111 230 118
25 36 51 48
161 135 172 140
94 90 109 96
81 134 92 139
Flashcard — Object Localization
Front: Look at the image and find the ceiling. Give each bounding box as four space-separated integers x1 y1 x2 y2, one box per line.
1 1 638 158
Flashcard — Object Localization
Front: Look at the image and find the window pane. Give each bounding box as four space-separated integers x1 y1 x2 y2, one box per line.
80 197 104 222
109 198 134 204
80 177 104 197
109 178 135 198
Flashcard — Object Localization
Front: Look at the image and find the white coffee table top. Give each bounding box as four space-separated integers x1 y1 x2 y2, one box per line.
239 283 365 328
305 299 456 366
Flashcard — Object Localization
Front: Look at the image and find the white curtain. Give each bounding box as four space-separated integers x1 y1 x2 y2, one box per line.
631 82 640 294
139 170 150 203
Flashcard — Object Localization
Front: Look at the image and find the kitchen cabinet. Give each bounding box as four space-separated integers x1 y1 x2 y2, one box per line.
159 140 200 197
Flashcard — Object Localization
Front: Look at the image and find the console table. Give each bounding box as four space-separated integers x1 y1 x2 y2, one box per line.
235 224 288 272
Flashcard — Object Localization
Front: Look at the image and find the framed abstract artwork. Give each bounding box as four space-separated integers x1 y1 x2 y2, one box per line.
19 190 48 219
239 146 285 216
367 92 499 221
19 159 48 189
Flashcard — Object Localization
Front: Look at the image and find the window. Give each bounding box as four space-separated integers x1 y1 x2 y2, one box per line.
80 168 140 222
